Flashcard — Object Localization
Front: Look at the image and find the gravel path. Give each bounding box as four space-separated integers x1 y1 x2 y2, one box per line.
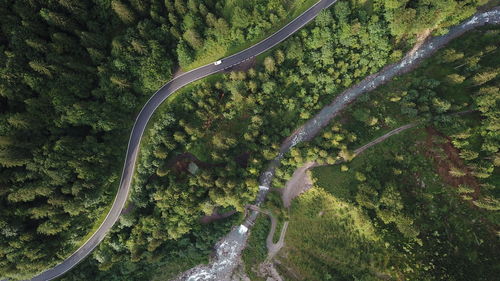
281 161 318 208
280 123 418 208
246 205 289 260
353 123 418 156
173 7 500 281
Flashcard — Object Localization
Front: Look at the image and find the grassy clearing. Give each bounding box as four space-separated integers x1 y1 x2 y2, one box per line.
312 164 356 202
280 187 389 281
242 216 271 281
272 219 284 244
277 127 499 280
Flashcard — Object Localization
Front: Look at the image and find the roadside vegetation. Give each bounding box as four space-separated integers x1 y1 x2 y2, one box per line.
0 0 317 279
0 0 496 280
179 0 324 69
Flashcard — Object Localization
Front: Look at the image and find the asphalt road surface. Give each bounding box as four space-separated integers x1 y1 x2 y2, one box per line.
25 0 337 280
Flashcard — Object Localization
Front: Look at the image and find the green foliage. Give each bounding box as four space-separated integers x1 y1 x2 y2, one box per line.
0 0 494 279
111 0 136 24
265 24 499 281
241 216 271 280
176 41 194 67
381 0 484 38
282 188 388 280
60 216 238 281
0 0 176 278
284 129 499 280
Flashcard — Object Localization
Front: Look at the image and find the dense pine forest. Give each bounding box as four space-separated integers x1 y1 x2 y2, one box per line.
0 0 306 278
0 0 497 280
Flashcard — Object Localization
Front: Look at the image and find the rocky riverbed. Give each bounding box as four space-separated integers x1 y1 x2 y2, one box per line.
173 7 500 281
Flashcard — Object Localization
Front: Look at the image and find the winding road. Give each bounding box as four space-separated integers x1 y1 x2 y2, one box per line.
26 1 338 280
22 3 500 281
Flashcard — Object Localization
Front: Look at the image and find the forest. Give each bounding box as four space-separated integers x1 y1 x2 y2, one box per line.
249 20 499 280
0 0 310 278
0 0 497 280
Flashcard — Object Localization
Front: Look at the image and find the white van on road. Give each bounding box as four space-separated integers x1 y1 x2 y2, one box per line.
214 60 222 65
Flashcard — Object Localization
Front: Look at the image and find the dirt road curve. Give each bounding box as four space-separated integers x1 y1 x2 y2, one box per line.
247 205 289 259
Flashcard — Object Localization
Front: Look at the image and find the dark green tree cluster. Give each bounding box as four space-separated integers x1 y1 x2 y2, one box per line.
62 1 493 278
0 0 493 280
267 24 499 281
0 0 312 277
0 0 181 278
0 0 307 278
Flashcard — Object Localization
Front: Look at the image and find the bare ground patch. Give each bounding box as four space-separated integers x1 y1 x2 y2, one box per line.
200 208 237 224
424 127 480 199
281 161 318 208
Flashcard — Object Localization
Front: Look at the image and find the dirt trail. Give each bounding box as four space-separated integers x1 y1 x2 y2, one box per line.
174 8 500 281
353 123 418 156
247 205 289 259
282 161 318 208
280 123 418 206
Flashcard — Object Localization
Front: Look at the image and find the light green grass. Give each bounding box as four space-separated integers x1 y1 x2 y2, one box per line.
280 187 390 281
312 164 356 202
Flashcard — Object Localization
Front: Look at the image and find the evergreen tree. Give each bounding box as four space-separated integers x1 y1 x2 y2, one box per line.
111 0 136 24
